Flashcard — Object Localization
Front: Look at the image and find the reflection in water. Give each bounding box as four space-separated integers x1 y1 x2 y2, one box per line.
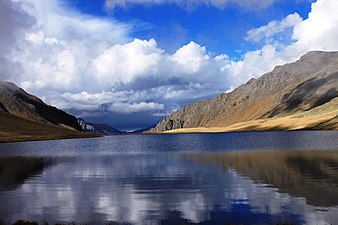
0 157 54 192
0 152 338 224
183 151 338 207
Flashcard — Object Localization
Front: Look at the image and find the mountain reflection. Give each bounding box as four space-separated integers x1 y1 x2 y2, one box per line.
0 152 338 224
0 157 55 192
183 151 338 207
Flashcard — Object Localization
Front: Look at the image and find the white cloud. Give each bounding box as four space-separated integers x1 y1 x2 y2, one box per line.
58 90 167 114
0 0 34 80
224 44 288 90
172 42 209 74
89 38 229 95
108 102 165 113
104 0 277 11
163 82 211 100
92 39 163 85
293 0 338 51
246 13 302 43
13 0 131 91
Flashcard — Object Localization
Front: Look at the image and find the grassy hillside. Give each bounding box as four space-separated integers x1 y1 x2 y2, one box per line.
164 97 338 133
0 112 101 143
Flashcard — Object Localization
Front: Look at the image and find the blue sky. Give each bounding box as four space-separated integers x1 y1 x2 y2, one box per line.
66 0 314 57
2 0 338 130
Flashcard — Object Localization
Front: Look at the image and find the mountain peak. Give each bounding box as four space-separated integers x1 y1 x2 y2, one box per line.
298 51 338 63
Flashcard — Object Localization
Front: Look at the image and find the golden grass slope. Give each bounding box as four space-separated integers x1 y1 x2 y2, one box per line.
164 97 338 133
0 112 101 143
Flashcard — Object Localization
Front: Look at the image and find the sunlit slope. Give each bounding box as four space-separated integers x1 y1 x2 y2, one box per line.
150 51 338 133
164 97 338 133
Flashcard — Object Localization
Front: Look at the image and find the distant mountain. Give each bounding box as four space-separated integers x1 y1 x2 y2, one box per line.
78 118 121 135
0 82 100 142
149 51 338 133
0 81 81 131
125 125 157 134
92 123 121 135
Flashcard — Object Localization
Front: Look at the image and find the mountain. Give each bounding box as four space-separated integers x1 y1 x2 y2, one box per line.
78 118 121 135
0 82 100 142
149 51 338 133
0 81 82 131
124 125 157 134
92 123 121 135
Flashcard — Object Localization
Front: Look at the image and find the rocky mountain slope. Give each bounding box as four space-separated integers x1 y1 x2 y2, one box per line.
149 51 338 132
78 118 121 135
0 82 100 142
0 81 82 131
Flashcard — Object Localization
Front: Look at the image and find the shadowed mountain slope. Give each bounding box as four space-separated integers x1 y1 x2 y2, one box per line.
0 82 82 131
0 112 100 143
0 82 101 142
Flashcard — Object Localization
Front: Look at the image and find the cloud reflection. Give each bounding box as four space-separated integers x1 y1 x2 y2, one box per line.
0 152 337 225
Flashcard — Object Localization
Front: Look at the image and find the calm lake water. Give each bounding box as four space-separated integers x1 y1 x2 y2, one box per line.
0 131 338 225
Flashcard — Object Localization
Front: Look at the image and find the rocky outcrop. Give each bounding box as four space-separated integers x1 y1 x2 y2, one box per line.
149 51 338 132
78 118 121 135
78 118 98 133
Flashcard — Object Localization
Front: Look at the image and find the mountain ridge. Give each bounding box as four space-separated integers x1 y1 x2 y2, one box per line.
0 81 82 131
0 81 101 142
149 51 338 133
0 111 100 143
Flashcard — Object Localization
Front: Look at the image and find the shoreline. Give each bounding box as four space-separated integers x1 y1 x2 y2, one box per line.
147 128 338 135
157 110 338 134
0 133 103 144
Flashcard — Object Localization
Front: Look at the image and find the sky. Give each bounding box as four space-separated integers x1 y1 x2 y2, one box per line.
1 0 338 131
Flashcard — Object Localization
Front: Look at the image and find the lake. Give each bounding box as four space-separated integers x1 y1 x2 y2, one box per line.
0 131 338 225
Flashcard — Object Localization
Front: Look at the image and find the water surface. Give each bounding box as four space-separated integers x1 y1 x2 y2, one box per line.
0 131 338 225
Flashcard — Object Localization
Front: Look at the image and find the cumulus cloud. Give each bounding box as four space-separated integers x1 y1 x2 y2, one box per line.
292 0 338 51
172 42 209 74
14 0 131 91
107 102 164 113
104 0 277 11
92 39 163 86
58 90 165 113
0 0 34 80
